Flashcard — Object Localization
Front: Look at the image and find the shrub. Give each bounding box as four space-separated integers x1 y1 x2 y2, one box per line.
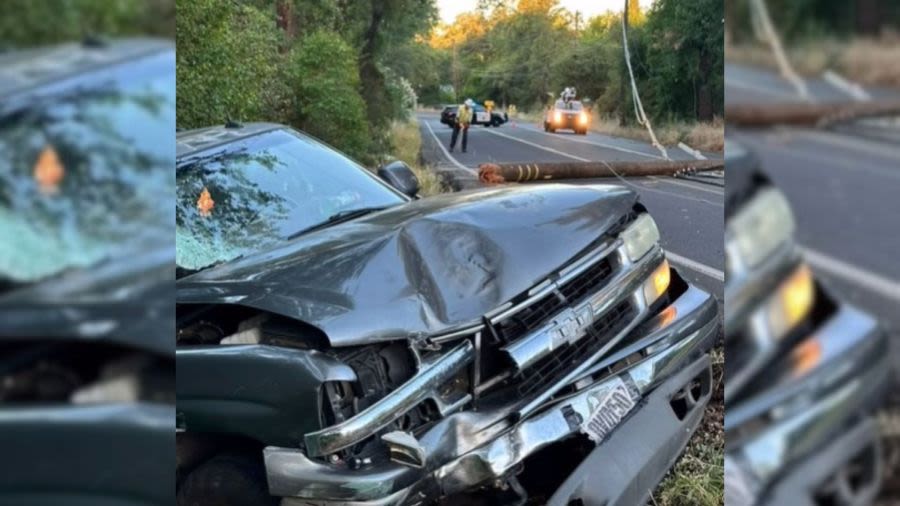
176 0 280 128
286 31 372 164
0 0 167 49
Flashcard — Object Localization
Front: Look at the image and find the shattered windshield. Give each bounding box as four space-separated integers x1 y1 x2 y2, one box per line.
0 52 175 286
176 128 405 273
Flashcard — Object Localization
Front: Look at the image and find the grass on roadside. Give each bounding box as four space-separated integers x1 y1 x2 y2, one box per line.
513 112 724 152
389 118 446 197
726 33 900 89
652 346 725 506
591 116 724 153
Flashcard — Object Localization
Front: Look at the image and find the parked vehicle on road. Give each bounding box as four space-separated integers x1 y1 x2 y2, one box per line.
0 37 175 506
724 140 890 506
174 122 719 505
441 102 507 127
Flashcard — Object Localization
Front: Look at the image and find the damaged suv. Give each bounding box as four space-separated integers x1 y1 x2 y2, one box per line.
175 122 720 505
724 140 890 505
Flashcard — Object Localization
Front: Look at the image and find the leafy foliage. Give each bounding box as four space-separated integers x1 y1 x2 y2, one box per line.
642 0 724 120
422 0 722 122
175 0 436 162
176 0 281 129
726 0 900 42
0 0 173 50
286 31 372 163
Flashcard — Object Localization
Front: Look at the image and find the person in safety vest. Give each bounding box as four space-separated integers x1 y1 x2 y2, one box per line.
450 98 473 153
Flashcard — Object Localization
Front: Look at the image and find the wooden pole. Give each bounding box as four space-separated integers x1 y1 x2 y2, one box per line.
726 100 900 128
478 160 723 184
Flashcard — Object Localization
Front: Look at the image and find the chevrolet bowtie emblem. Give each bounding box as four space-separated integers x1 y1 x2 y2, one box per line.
552 305 594 348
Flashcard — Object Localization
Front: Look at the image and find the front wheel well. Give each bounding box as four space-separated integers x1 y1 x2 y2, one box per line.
177 432 267 488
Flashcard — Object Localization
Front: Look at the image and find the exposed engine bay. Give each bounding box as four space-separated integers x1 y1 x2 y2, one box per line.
0 340 174 405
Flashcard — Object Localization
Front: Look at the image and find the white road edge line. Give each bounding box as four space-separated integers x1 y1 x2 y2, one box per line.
802 247 900 303
648 176 724 196
518 123 665 160
792 129 900 165
423 120 477 175
665 250 725 282
678 142 706 160
822 70 870 101
484 128 591 161
725 78 795 98
756 135 900 182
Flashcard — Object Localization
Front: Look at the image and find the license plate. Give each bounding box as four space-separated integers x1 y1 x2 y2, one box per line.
581 376 639 443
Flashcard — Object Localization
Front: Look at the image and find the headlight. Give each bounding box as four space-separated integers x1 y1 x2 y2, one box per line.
727 187 795 271
621 213 660 262
554 111 562 123
766 263 814 338
578 112 588 124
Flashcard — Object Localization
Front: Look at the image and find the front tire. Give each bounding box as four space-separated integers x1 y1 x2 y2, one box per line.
177 453 277 506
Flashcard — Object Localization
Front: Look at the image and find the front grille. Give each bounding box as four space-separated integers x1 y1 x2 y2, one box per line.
496 256 614 342
515 300 634 398
560 256 614 303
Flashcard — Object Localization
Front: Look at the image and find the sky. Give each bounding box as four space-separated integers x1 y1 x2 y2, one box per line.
437 0 656 24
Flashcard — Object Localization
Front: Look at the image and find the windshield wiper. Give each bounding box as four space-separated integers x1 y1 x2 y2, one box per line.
286 206 390 240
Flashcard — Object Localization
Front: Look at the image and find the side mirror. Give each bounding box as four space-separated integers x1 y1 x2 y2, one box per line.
378 160 419 198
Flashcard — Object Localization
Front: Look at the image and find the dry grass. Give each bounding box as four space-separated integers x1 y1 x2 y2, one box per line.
515 111 724 152
389 119 446 197
727 33 900 89
592 116 725 153
840 37 900 89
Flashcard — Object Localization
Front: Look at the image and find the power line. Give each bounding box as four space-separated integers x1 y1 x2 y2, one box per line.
621 0 669 160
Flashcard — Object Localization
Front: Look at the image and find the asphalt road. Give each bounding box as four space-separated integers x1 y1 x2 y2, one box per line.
725 63 900 333
417 112 725 302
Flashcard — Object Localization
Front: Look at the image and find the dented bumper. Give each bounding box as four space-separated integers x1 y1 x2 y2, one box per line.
266 273 719 504
725 304 890 506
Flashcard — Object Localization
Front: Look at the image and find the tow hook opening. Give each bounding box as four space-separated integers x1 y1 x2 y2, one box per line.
669 366 712 421
813 441 880 506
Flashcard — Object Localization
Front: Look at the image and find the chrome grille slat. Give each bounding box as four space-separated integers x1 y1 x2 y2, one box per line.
515 300 634 397
496 255 615 343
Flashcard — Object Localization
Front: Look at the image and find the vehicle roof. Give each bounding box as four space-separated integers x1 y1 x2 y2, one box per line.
554 100 583 108
176 122 286 158
0 37 172 99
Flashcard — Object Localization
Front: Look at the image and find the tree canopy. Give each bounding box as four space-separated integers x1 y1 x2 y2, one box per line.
423 0 723 122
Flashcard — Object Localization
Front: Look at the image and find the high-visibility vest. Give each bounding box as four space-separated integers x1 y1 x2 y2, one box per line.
458 106 473 125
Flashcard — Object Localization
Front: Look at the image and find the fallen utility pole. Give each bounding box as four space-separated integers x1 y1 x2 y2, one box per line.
478 160 724 184
726 100 900 128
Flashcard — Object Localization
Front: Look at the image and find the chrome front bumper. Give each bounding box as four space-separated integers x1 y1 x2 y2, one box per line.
725 304 891 506
266 272 718 504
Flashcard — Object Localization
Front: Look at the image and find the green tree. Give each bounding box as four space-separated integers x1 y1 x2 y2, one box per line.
286 31 372 163
642 0 724 120
0 0 172 49
176 0 281 128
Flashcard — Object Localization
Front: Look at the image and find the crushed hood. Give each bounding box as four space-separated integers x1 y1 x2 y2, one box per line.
178 184 637 346
0 245 174 355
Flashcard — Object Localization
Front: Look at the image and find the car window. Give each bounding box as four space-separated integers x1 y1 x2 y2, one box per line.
0 52 175 285
176 128 406 273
